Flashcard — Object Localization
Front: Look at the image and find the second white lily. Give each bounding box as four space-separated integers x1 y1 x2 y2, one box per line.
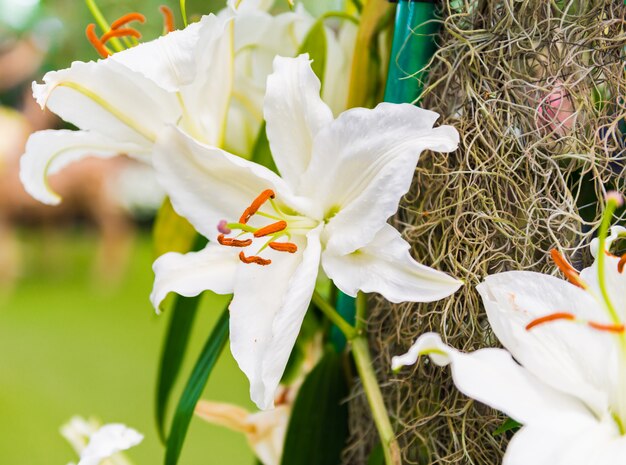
393 222 626 464
150 54 462 410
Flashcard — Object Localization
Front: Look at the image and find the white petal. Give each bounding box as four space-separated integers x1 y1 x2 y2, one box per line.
19 129 148 205
321 21 357 116
477 271 618 418
111 15 213 92
300 103 459 254
153 127 299 240
322 224 461 303
178 15 234 145
504 423 623 465
33 60 178 144
391 333 593 427
589 225 626 257
230 226 322 409
78 423 143 465
150 244 239 312
264 54 333 187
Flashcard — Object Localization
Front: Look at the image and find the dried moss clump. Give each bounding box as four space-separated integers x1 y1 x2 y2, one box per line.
344 1 626 463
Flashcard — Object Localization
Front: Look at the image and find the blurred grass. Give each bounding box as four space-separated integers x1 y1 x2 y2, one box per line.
0 228 254 465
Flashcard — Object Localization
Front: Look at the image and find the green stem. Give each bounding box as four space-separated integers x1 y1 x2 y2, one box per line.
180 0 188 27
312 291 357 340
84 0 124 52
352 336 401 465
355 292 367 331
597 197 621 324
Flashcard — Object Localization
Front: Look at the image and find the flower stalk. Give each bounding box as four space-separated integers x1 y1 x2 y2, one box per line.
314 291 401 465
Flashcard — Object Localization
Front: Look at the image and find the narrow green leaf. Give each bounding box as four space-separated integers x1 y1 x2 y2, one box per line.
367 443 384 465
493 417 522 436
165 308 230 465
298 18 328 82
280 349 349 465
155 234 208 442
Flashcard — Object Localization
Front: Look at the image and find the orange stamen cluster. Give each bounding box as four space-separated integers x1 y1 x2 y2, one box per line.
159 5 175 33
86 12 146 58
550 249 587 289
218 190 299 265
526 311 625 334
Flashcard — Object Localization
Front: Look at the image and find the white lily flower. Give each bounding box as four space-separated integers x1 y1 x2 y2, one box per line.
150 54 462 409
61 416 143 465
20 1 326 205
392 226 626 465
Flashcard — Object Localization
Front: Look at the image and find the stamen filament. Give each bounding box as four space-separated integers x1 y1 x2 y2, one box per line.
225 222 257 234
239 251 271 266
526 312 575 330
269 241 298 253
159 5 175 33
597 196 622 325
550 249 587 289
254 221 287 238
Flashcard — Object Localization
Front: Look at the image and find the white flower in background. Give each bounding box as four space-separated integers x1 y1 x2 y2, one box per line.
61 416 143 465
20 0 349 205
393 225 626 465
196 400 289 465
195 333 322 465
150 54 462 409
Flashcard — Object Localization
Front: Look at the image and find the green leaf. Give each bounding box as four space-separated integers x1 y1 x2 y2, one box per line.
155 234 208 442
250 122 278 173
298 18 328 82
280 349 349 465
165 308 230 465
492 417 522 436
367 443 384 465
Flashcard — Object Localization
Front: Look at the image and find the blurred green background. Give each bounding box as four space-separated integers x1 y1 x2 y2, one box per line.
0 0 259 463
0 230 255 464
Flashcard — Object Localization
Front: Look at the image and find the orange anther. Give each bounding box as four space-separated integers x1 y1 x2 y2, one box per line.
111 12 146 30
101 27 142 44
254 221 287 238
550 249 586 289
217 234 252 248
618 254 626 274
269 241 298 253
239 251 271 266
160 5 175 33
239 189 275 224
588 321 625 333
526 312 575 331
85 24 110 58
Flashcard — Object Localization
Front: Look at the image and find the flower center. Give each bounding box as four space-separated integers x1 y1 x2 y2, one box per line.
216 189 316 266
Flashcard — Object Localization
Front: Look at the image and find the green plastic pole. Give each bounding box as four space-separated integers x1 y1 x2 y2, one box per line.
384 0 439 104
